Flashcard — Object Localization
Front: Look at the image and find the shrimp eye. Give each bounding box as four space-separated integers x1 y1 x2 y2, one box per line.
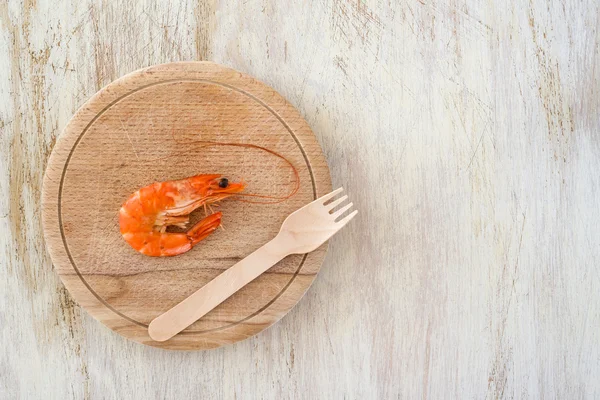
218 178 229 188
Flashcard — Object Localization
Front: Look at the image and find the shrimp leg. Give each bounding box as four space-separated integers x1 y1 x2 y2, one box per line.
157 215 189 232
187 212 223 245
164 198 206 217
157 213 222 256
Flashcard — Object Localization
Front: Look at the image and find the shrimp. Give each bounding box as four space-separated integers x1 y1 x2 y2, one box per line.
119 174 245 257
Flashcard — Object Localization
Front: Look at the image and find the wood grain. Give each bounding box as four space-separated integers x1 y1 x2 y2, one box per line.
1 0 599 398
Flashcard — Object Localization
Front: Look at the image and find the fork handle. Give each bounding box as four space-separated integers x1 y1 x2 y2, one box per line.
148 235 288 342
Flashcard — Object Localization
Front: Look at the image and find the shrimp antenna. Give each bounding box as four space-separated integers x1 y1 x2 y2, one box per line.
166 133 300 204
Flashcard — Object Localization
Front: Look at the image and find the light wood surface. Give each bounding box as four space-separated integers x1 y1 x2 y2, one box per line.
42 61 331 350
1 0 599 398
149 188 356 342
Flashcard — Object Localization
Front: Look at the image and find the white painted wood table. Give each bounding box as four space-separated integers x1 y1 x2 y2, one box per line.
1 1 598 398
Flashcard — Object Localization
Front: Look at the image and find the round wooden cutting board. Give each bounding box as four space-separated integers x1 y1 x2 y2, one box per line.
42 62 331 350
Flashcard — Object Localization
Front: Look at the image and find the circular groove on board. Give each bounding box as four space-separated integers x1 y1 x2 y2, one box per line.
58 79 314 331
42 62 332 349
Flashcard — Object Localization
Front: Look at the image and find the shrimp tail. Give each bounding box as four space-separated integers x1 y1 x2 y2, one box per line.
187 212 222 246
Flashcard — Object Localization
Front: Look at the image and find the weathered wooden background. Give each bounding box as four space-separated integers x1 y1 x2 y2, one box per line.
1 0 599 398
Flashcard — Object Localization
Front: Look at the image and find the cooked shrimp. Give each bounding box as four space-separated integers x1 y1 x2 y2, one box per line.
119 174 245 257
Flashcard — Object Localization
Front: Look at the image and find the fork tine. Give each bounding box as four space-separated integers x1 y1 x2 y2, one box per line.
316 187 343 204
336 209 358 228
331 202 354 219
326 195 348 211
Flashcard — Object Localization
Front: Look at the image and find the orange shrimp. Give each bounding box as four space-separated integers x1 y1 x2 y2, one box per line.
119 174 245 257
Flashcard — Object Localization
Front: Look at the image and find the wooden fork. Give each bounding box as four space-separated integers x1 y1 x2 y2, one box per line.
148 188 357 342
